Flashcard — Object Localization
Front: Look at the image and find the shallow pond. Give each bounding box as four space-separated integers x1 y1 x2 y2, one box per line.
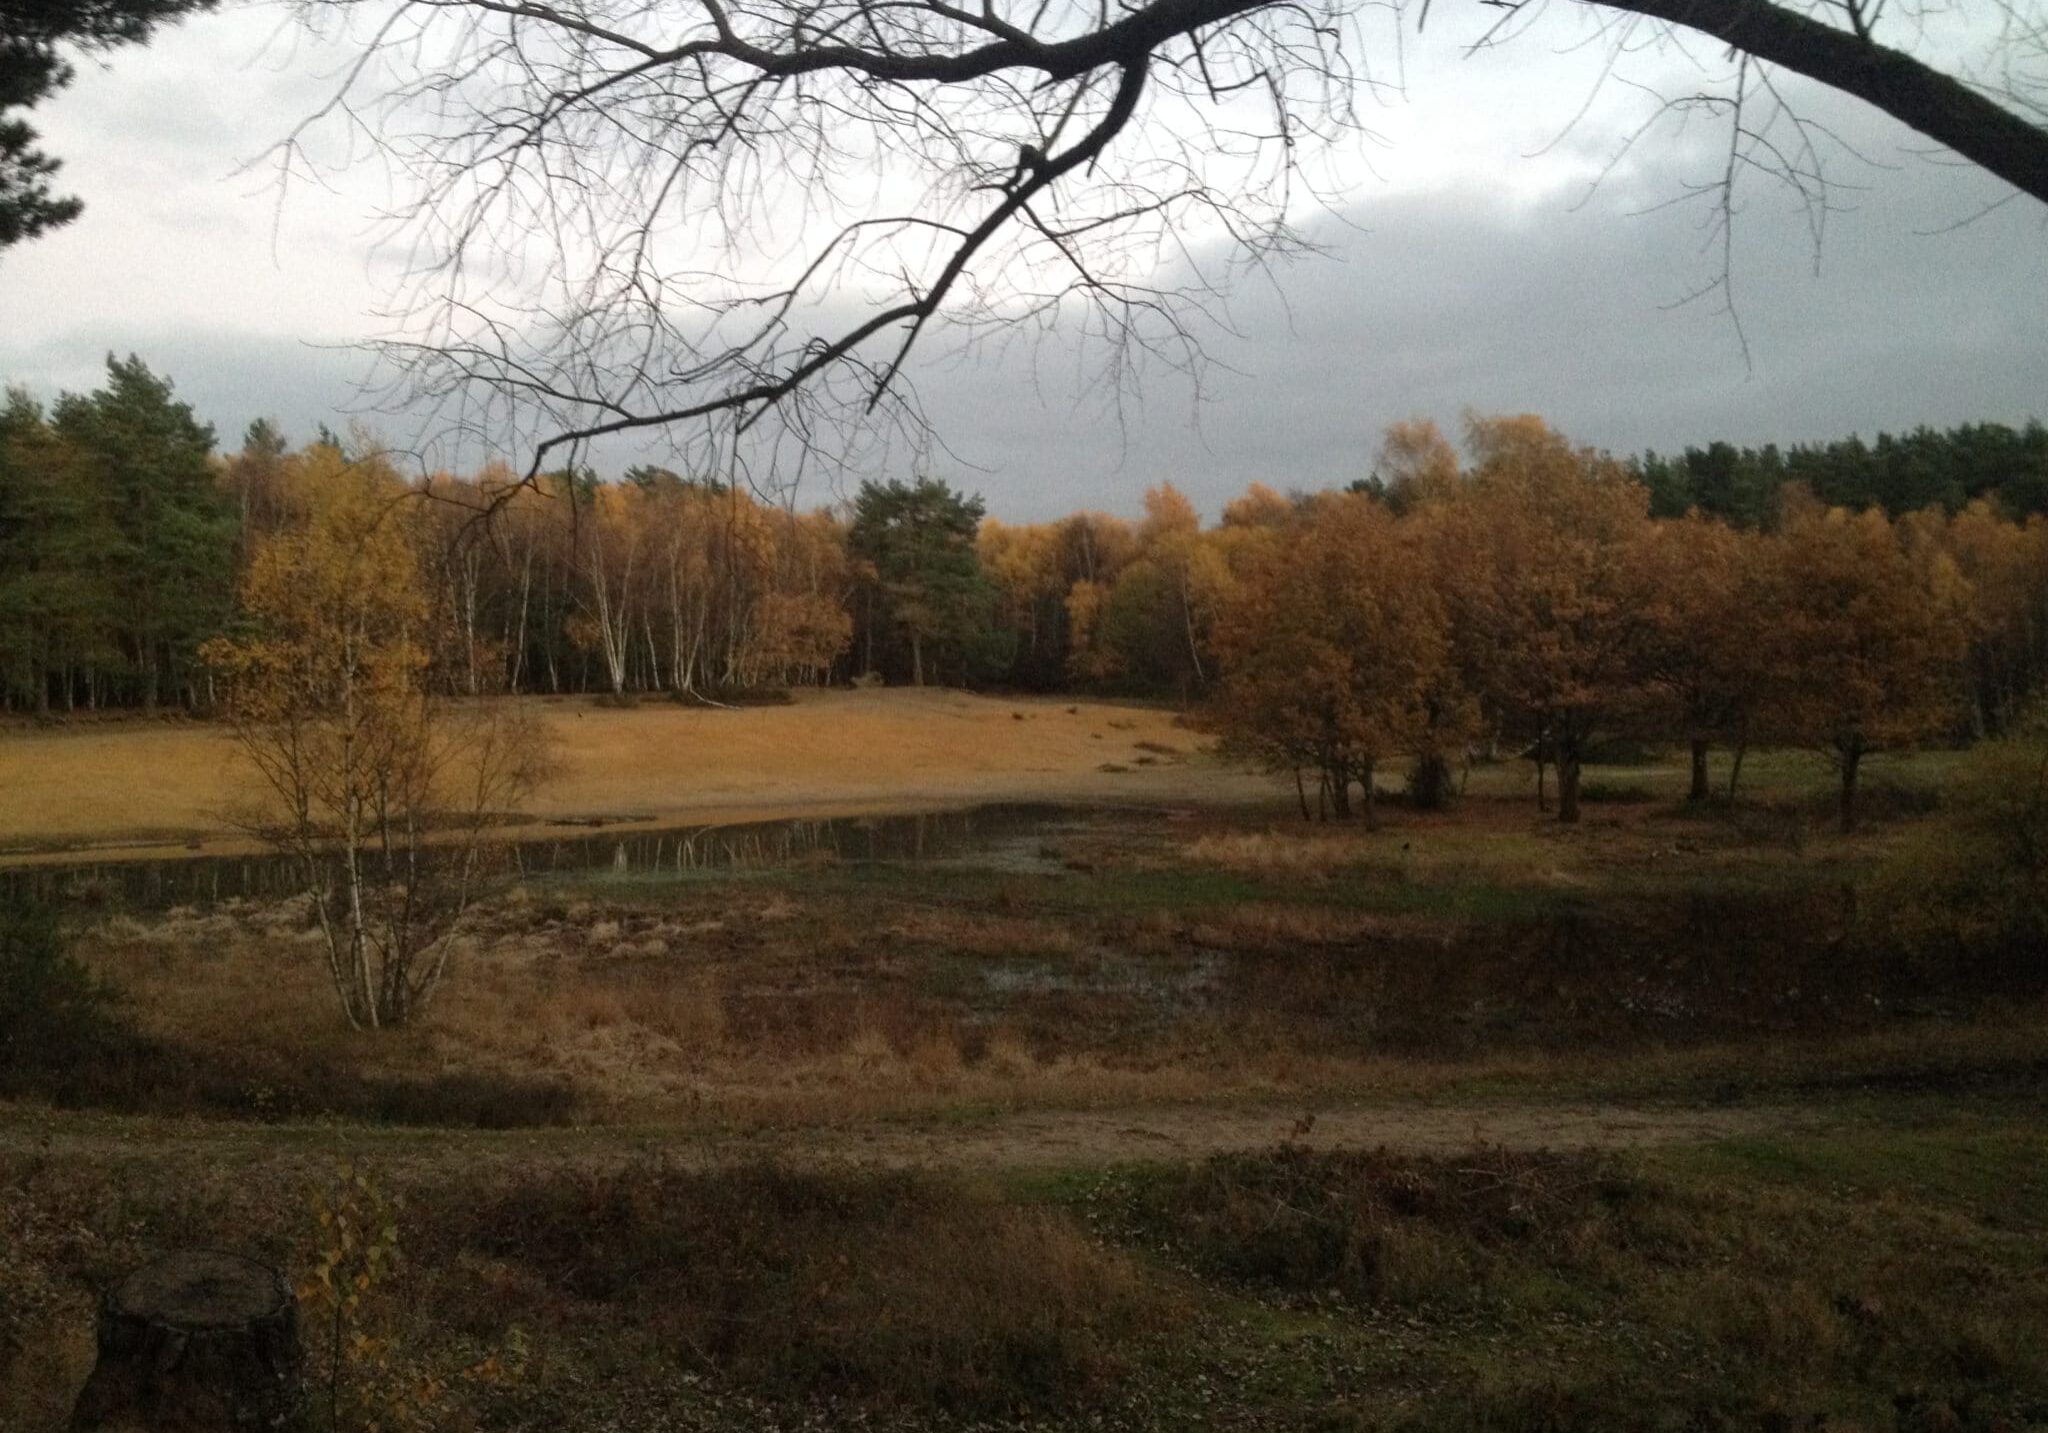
2 803 1111 911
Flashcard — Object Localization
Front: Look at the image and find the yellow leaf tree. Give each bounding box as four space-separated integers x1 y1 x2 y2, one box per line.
1756 505 1970 832
1417 415 1658 823
204 445 548 1029
1906 501 2048 739
1634 513 1776 802
1213 493 1454 825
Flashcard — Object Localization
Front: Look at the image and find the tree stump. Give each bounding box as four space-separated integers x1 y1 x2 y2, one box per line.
69 1250 302 1432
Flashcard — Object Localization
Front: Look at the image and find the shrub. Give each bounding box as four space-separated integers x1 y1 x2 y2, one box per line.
300 1162 528 1433
1867 719 2048 986
441 1161 1161 1415
1096 1146 1638 1312
0 895 119 1087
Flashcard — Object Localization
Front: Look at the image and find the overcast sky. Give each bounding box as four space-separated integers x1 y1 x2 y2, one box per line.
2 1 2043 521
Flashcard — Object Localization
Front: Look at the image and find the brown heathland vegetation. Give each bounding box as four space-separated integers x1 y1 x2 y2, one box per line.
29 762 2033 1128
6 774 2046 1433
5 723 2046 1431
0 689 1252 857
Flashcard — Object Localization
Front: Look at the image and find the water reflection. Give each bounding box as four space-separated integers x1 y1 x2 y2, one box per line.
2 804 1093 912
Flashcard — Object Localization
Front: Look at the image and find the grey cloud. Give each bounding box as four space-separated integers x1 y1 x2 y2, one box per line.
903 161 2048 520
0 327 372 452
3 16 2043 522
7 160 2041 523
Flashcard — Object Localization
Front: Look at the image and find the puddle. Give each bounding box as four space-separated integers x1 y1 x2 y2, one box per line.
976 950 1227 1005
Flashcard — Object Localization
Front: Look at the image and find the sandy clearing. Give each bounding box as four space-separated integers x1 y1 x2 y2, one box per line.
0 688 1275 858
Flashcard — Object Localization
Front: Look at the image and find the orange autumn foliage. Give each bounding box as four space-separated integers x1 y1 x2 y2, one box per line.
1212 493 1454 823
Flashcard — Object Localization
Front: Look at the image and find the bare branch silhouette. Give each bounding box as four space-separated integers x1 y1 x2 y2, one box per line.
282 0 2047 475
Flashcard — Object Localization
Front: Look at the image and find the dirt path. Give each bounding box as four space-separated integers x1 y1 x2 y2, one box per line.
796 1098 1822 1168
0 1095 1836 1186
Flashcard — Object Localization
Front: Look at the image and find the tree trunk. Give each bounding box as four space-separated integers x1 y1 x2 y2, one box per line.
1294 767 1311 822
1727 736 1750 800
509 543 533 693
70 1251 302 1432
1179 579 1205 686
1688 737 1711 803
1557 740 1583 825
1360 759 1377 830
862 588 875 675
1328 766 1352 820
1410 751 1453 811
1839 747 1862 833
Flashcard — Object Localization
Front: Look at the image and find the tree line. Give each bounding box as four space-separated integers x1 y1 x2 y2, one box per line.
6 361 2048 832
1216 417 2030 830
0 358 235 712
1625 423 2048 529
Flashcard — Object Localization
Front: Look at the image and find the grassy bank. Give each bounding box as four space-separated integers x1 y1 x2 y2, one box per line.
5 1117 2042 1431
24 759 2037 1129
3 735 2043 1429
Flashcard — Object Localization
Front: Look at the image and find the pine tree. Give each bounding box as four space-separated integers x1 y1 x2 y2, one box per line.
1 0 217 247
52 356 235 709
0 390 117 711
847 477 1006 686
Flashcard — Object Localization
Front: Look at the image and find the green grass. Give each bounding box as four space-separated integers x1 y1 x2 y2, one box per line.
1659 1123 2048 1215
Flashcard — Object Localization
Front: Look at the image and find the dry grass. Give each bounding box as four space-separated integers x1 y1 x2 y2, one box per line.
16 744 2040 1132
0 1145 1173 1429
1182 829 1378 873
5 1119 2044 1432
0 689 1263 855
1171 789 1914 902
61 892 1243 1123
439 1160 1168 1416
1089 1132 2048 1430
56 887 1288 1123
5 737 2044 1429
51 783 2048 1131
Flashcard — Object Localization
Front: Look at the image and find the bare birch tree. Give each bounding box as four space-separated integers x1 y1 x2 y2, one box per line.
204 443 549 1030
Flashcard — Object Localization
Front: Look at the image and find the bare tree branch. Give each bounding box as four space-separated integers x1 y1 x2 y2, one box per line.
282 0 2044 480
